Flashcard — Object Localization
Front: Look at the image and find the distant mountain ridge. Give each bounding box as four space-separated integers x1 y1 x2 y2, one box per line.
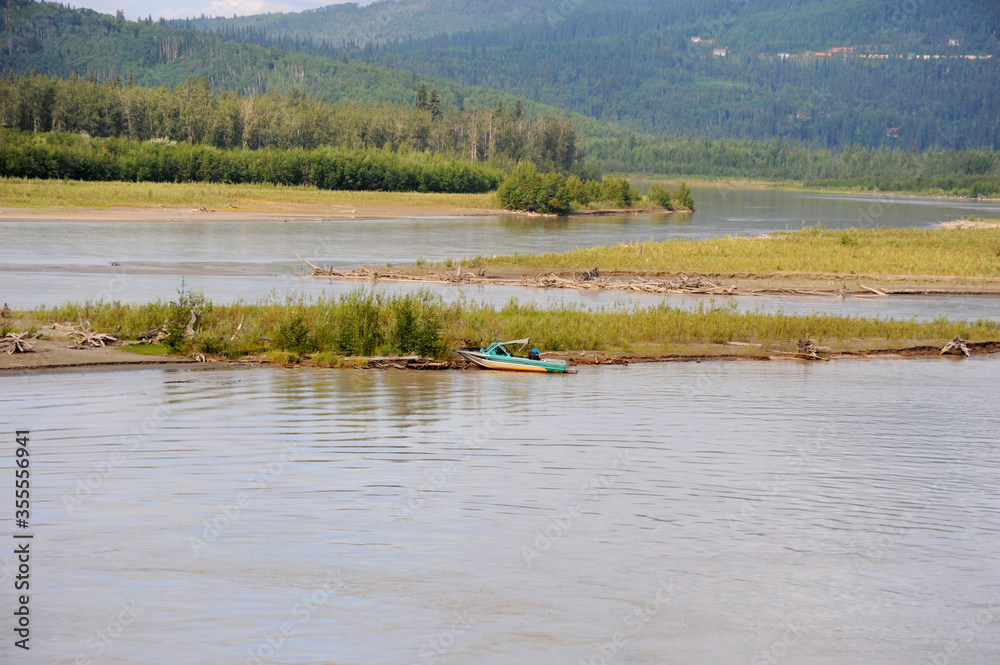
0 1 608 132
179 0 1000 150
179 0 609 47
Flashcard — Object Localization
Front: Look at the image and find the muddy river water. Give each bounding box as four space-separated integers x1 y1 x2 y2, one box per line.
2 359 999 664
2 186 999 664
2 186 1000 321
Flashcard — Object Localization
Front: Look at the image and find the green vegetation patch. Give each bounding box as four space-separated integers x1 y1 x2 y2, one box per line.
28 287 1000 359
120 343 172 356
0 129 504 194
473 227 1000 278
0 177 497 210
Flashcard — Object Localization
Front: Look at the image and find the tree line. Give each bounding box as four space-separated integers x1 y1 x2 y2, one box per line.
0 73 583 172
586 136 1000 197
0 129 505 193
497 163 694 215
0 0 585 172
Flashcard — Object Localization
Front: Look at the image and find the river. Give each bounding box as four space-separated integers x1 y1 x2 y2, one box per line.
2 186 999 322
3 185 999 664
3 359 999 664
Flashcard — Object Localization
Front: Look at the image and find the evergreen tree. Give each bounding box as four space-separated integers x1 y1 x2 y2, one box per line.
672 182 695 211
428 89 440 119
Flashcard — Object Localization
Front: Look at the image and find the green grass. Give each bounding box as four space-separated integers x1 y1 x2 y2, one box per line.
119 343 171 356
0 177 497 211
26 288 1000 358
311 352 368 368
470 227 1000 278
264 350 301 365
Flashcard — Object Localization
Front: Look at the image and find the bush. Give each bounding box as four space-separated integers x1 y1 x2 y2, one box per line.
389 292 447 358
564 174 587 205
599 176 638 208
647 183 674 209
672 181 695 210
839 231 859 247
264 350 300 364
337 290 385 356
163 283 207 353
497 163 571 214
275 315 315 354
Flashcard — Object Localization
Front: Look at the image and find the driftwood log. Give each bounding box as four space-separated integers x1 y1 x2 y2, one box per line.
297 258 740 295
0 332 35 354
138 324 168 343
794 335 831 360
295 258 911 299
941 336 971 357
60 319 119 348
365 356 450 370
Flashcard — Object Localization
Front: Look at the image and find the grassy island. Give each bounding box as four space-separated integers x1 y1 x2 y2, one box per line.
4 287 997 371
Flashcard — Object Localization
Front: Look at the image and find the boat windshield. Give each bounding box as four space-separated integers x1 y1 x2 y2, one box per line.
486 339 529 357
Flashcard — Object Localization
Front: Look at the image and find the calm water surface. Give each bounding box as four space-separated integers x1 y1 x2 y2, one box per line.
2 360 998 664
2 187 999 320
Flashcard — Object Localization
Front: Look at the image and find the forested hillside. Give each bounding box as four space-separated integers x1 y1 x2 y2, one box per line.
188 0 1000 150
0 74 582 171
180 0 608 48
0 0 600 135
2 1 999 195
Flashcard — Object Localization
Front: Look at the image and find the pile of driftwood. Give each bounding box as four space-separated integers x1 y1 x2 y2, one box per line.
55 321 119 348
790 335 831 361
941 336 971 357
364 356 451 370
297 257 739 295
0 332 35 354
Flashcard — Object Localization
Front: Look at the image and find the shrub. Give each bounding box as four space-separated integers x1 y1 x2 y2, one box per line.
839 231 859 247
599 176 638 208
564 174 589 204
163 283 208 353
265 350 300 364
496 163 571 214
672 181 695 210
647 183 674 209
275 315 315 353
337 290 385 355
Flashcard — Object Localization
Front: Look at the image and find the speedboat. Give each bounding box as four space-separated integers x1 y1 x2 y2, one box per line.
457 338 574 373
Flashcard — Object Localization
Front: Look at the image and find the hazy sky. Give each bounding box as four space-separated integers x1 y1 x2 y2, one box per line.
67 0 372 21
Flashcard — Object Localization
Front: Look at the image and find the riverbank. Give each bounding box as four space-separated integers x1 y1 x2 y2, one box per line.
0 178 504 220
2 335 996 374
316 225 1000 296
627 175 1000 201
0 177 670 220
3 291 997 373
462 227 1000 287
